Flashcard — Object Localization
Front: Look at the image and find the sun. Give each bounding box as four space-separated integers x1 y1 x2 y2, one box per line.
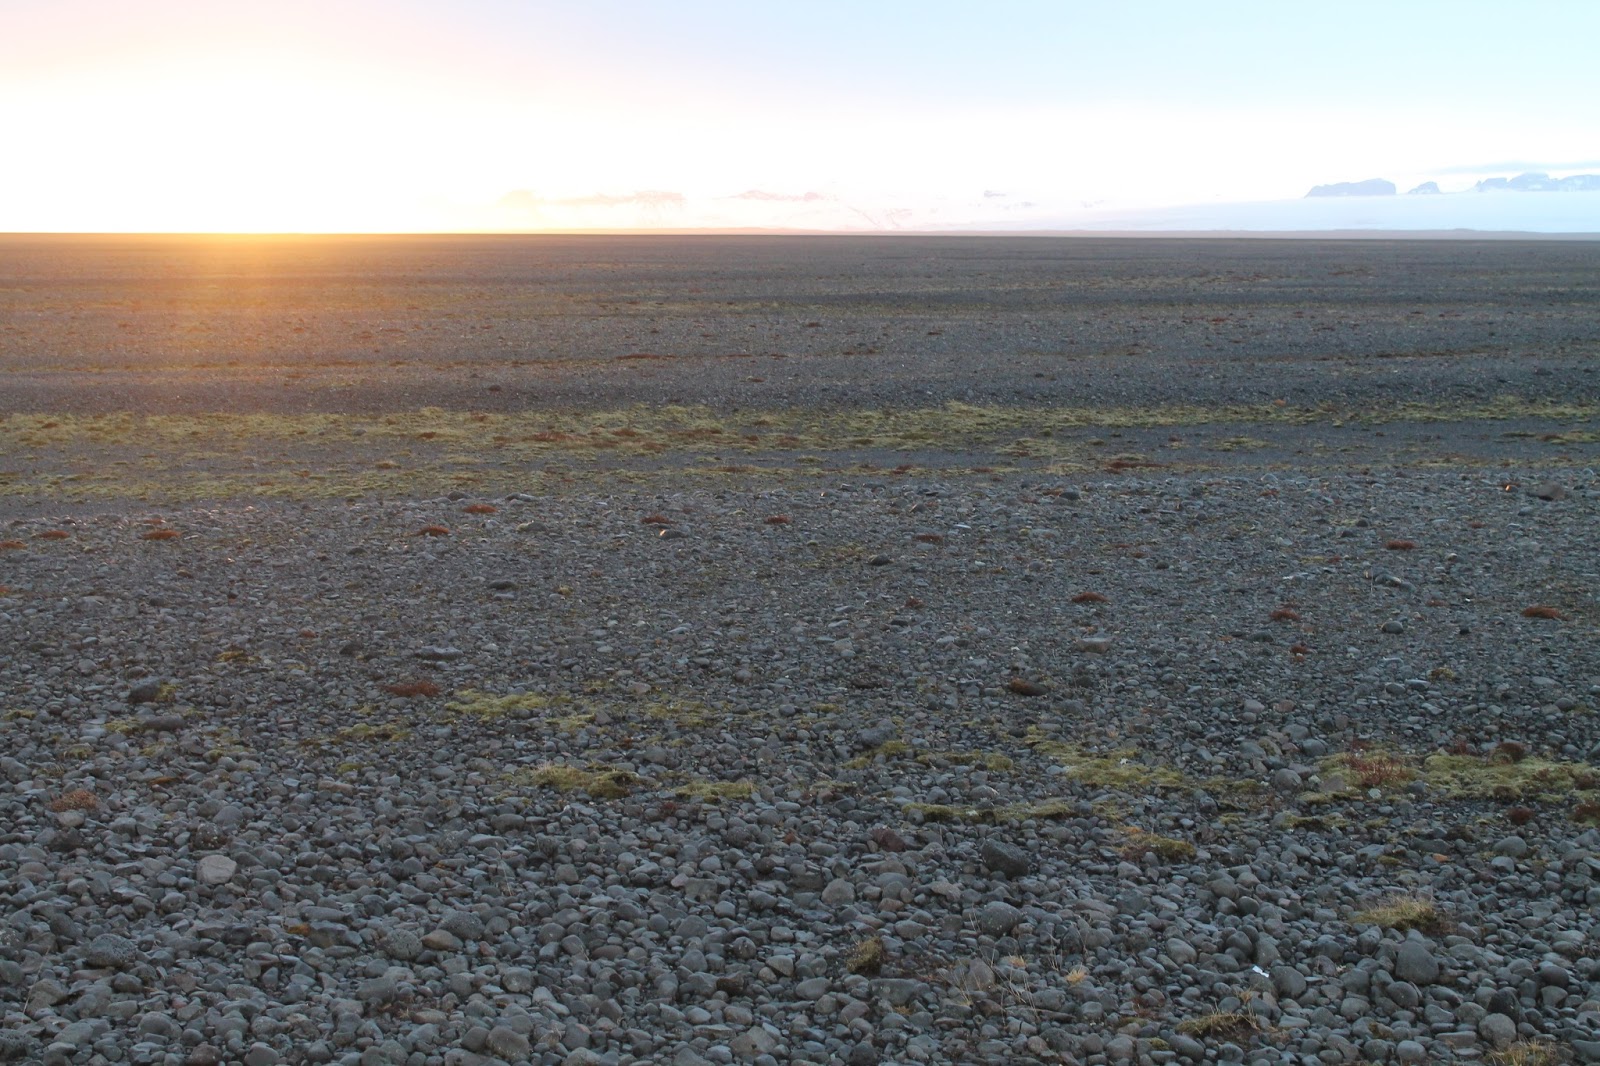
15 50 439 232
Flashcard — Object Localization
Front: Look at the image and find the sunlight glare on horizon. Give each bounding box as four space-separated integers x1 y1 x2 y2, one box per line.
3 0 1598 233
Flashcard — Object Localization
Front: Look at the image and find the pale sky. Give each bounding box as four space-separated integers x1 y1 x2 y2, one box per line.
2 0 1597 231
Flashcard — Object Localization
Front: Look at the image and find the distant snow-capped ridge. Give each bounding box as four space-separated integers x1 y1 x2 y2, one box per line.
1306 178 1396 198
1473 172 1600 192
1308 172 1600 198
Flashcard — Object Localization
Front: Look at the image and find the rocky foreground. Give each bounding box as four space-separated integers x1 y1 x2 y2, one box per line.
1 467 1598 1066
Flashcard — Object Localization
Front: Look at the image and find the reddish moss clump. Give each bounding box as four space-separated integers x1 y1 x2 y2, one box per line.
640 514 671 525
463 503 497 515
913 533 946 544
764 515 791 525
141 529 181 541
1521 605 1564 620
0 540 25 551
1072 591 1109 604
35 530 70 540
1270 607 1301 622
415 525 450 537
49 789 99 812
1386 539 1417 551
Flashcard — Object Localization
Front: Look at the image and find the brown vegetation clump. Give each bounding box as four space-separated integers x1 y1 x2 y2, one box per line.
384 680 441 698
462 503 497 515
1008 678 1048 697
1072 591 1109 604
0 540 25 551
764 515 791 525
49 789 99 812
1386 539 1417 550
140 529 181 541
1493 740 1528 764
35 529 70 540
1521 605 1564 620
912 532 945 544
1270 607 1301 622
640 514 671 525
1345 747 1414 789
415 525 450 537
1506 806 1535 826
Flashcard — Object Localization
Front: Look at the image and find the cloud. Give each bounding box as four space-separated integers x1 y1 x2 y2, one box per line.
554 190 686 209
1434 160 1600 175
497 189 540 212
725 189 827 202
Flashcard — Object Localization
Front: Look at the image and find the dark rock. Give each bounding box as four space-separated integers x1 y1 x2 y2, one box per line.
980 839 1032 878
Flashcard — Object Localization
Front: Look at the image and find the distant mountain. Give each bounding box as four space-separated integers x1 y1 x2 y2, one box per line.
1407 181 1442 195
1307 178 1396 198
1474 172 1600 192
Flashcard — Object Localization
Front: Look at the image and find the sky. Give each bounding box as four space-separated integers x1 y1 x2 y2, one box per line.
2 0 1598 232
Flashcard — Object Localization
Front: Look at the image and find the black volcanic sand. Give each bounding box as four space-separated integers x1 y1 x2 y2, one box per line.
1 236 1599 1065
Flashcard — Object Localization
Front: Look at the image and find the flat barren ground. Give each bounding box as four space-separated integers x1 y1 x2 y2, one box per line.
1 236 1598 1065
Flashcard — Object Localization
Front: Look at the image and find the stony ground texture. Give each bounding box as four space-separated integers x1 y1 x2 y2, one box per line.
1 236 1599 1065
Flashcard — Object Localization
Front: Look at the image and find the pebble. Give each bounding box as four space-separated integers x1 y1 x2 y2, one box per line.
1 473 1596 1065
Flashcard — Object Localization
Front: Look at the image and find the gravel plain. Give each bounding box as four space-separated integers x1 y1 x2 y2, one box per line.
2 236 1600 1066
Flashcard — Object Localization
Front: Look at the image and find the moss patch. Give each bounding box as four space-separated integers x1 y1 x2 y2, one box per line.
510 763 640 800
444 690 552 720
904 798 1074 824
676 779 756 802
1351 895 1450 934
1421 753 1599 802
1028 735 1189 792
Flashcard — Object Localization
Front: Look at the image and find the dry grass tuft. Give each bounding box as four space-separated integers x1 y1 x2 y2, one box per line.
0 540 25 551
1120 830 1197 864
1352 895 1450 934
35 529 70 540
846 936 888 975
1176 1010 1264 1041
1488 1040 1561 1066
1521 605 1565 620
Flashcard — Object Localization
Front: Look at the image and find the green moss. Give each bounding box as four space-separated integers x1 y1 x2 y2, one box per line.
510 763 639 800
1029 736 1189 792
904 798 1074 824
1421 753 1599 802
845 740 911 768
643 699 721 729
329 721 410 743
444 690 552 720
917 750 1015 772
676 779 756 802
1120 831 1197 863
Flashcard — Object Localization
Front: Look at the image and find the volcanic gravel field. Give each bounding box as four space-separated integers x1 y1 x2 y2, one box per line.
1 235 1599 1066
